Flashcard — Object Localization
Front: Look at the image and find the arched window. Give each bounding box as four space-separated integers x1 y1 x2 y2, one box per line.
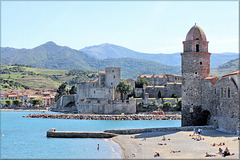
228 87 230 98
196 44 200 52
196 38 199 40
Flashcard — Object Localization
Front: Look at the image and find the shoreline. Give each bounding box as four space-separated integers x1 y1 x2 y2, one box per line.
112 130 239 159
0 109 49 112
111 137 127 159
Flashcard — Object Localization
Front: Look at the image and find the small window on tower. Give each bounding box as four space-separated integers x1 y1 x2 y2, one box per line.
195 72 197 74
196 44 200 52
113 76 115 78
200 62 202 65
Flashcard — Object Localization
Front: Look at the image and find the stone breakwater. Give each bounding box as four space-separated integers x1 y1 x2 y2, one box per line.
23 113 181 120
104 125 217 134
47 128 117 138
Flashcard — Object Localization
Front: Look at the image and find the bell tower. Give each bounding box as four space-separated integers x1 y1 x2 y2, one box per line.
181 24 211 126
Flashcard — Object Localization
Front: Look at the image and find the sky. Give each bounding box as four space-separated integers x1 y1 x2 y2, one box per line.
1 0 239 53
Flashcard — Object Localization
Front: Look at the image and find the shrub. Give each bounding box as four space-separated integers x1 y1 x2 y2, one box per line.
13 99 22 106
162 102 172 111
5 99 12 106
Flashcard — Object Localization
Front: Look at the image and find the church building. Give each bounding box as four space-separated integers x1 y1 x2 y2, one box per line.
181 24 239 134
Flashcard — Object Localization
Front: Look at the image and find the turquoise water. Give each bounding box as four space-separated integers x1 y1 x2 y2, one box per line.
1 111 181 159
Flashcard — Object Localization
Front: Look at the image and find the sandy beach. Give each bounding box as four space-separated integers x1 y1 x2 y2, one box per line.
112 130 239 159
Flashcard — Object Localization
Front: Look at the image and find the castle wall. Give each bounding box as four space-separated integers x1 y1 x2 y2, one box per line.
53 95 77 112
76 98 136 114
77 81 113 100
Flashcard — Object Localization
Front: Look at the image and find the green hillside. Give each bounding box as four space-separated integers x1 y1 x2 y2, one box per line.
211 58 239 77
0 65 98 90
1 42 181 78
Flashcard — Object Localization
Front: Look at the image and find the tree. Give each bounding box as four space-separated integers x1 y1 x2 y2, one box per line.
158 90 162 98
150 100 159 108
69 85 77 94
136 78 149 88
55 83 68 102
137 101 144 107
116 81 133 101
162 102 172 111
13 99 22 106
30 99 43 106
176 98 182 111
5 99 12 106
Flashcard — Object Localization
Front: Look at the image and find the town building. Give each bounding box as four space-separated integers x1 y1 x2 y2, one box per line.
0 89 56 107
137 74 181 86
136 73 182 98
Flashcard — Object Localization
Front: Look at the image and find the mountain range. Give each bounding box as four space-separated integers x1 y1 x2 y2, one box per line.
80 43 238 68
1 41 238 79
211 58 239 77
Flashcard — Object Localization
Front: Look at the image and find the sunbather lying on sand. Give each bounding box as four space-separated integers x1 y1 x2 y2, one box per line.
154 152 160 157
170 150 181 153
205 152 216 157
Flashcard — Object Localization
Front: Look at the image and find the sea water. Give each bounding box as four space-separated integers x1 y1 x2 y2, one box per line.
1 111 181 159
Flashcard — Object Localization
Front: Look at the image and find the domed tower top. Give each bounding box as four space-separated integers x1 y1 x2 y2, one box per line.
185 24 207 41
182 24 209 53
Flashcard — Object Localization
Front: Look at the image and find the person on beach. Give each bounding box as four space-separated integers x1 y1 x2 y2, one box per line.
217 142 222 146
170 150 180 153
205 152 216 157
154 152 160 157
193 128 196 136
97 144 99 150
162 136 166 141
211 143 216 146
223 147 231 157
217 148 223 154
198 128 201 135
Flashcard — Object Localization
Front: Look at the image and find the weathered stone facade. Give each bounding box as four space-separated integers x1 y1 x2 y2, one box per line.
137 74 181 86
181 24 239 134
75 67 136 114
135 82 181 98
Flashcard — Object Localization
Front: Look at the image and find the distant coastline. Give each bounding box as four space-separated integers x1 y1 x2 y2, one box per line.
0 108 48 112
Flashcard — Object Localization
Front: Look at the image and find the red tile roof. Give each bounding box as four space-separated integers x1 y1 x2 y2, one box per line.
222 70 240 77
98 71 105 75
204 77 219 84
137 74 165 79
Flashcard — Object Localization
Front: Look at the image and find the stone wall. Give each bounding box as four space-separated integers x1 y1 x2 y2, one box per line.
77 82 114 100
53 95 76 112
105 67 121 88
145 83 181 98
104 125 216 135
181 52 211 126
76 98 136 114
214 76 239 133
135 88 143 98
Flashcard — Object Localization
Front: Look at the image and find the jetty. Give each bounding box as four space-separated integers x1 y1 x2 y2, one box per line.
46 128 117 138
24 113 181 120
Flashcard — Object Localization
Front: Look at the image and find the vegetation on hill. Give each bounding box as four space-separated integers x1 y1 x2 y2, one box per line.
1 42 182 80
0 65 98 90
211 58 239 77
